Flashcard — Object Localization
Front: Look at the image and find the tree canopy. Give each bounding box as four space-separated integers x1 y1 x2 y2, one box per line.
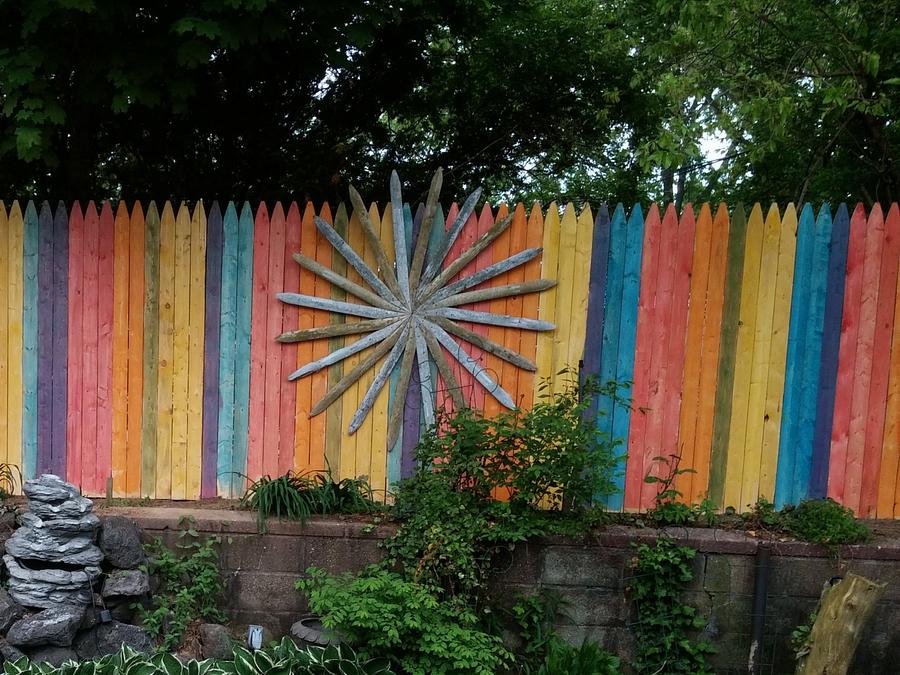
0 0 896 204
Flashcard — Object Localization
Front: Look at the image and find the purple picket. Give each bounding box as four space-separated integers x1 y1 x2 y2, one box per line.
50 201 68 476
581 204 611 415
36 202 54 475
810 203 850 497
202 202 224 498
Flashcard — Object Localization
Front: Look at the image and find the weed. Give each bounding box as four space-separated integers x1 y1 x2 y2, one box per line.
645 454 718 527
627 537 714 674
535 640 620 675
137 516 228 652
742 497 869 546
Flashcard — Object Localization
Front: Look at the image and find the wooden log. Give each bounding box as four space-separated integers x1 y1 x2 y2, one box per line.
292 252 399 310
795 573 886 675
348 185 402 299
277 317 395 343
432 316 537 370
408 168 443 290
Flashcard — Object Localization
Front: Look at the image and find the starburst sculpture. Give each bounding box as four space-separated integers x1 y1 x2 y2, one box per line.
276 168 556 446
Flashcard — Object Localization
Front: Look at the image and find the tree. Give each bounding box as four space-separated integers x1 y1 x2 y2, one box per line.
0 0 657 203
632 0 900 205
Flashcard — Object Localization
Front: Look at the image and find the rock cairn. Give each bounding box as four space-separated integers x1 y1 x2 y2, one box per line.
4 475 102 608
0 475 153 665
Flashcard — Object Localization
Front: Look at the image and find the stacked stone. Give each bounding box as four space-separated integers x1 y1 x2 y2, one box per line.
3 475 102 608
0 476 153 666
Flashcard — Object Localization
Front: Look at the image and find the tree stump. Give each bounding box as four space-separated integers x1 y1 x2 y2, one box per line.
796 573 886 675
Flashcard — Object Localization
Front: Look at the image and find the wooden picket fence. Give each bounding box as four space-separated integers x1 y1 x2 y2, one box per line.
0 199 897 517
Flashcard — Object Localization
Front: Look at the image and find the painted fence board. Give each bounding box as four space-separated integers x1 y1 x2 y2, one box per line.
1 198 899 518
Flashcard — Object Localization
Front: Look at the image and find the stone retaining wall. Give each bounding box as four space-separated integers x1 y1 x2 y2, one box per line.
110 508 900 674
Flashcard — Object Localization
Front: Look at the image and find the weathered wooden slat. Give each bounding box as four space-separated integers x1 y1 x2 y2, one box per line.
216 203 239 497
428 321 515 409
289 322 401 380
348 186 402 300
51 202 69 479
292 252 399 310
432 316 537 370
427 249 545 304
421 187 482 284
310 325 404 417
278 317 395 343
387 329 418 449
425 307 553 331
408 168 443 291
314 215 399 304
421 323 466 410
277 292 401 319
186 202 207 499
414 323 435 428
349 324 410 434
389 171 411 302
155 202 176 499
417 214 514 302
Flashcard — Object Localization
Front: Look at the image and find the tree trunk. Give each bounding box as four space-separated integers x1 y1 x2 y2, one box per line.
795 573 886 675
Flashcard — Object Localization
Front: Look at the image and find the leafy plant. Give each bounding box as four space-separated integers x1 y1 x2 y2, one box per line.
137 516 228 652
241 469 379 532
0 640 395 675
297 567 510 675
627 537 714 674
510 590 569 672
0 462 21 500
386 376 622 596
535 640 620 675
742 497 869 546
782 499 869 546
791 609 817 662
644 454 718 527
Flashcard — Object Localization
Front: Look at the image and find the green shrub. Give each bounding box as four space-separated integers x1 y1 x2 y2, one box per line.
137 517 227 652
783 499 869 545
387 377 621 595
627 538 714 675
743 497 869 545
297 567 510 675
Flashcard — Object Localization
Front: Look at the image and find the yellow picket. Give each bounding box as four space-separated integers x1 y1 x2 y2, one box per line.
724 204 765 510
740 204 782 507
155 202 176 499
760 204 797 498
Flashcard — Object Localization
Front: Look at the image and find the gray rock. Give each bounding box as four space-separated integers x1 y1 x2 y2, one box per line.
6 606 85 647
19 511 99 534
102 569 149 598
5 585 92 610
0 638 26 663
28 496 94 521
199 623 233 660
0 588 25 633
98 517 146 569
3 556 100 609
73 622 153 659
22 475 80 504
24 645 77 666
5 555 101 588
4 528 103 566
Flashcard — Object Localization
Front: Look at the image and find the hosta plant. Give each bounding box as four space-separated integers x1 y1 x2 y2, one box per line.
0 641 394 675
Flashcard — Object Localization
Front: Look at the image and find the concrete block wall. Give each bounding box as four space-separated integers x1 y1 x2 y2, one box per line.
112 508 899 674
